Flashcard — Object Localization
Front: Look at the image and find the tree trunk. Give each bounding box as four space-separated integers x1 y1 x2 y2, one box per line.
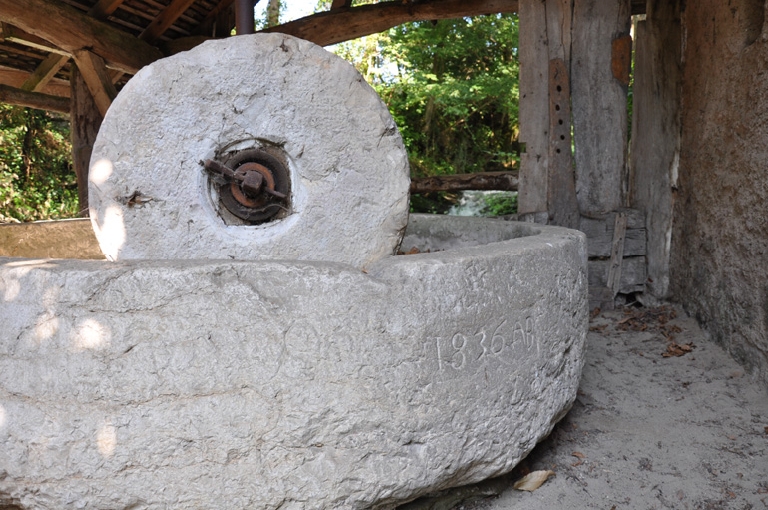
266 0 279 28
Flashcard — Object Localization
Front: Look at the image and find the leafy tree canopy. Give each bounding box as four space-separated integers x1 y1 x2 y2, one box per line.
332 11 520 179
0 105 78 222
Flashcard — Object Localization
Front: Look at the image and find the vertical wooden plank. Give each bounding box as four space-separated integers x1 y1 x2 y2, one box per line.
606 212 628 297
547 58 579 228
70 65 104 217
546 0 572 65
571 0 632 216
629 0 682 300
517 0 549 220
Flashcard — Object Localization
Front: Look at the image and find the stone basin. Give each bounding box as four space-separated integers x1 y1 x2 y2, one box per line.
0 214 586 509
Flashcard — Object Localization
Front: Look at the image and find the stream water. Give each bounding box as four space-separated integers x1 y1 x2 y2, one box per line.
446 190 517 217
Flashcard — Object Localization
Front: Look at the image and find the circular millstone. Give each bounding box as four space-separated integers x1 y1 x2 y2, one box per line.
88 33 410 268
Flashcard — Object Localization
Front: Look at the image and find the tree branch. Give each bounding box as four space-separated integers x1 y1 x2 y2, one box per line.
263 0 519 46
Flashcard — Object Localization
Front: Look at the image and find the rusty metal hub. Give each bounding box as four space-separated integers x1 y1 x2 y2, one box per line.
204 149 290 224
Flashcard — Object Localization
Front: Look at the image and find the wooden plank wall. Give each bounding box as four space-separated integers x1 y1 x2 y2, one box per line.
518 0 646 309
629 0 682 301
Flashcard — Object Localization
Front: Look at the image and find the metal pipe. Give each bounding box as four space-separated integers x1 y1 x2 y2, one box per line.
235 0 255 35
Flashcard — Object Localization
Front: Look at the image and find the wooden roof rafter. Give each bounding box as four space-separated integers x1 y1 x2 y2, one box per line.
0 0 645 113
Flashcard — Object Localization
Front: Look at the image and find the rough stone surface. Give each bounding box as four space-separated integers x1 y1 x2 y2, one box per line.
88 33 410 268
0 216 587 509
671 0 768 385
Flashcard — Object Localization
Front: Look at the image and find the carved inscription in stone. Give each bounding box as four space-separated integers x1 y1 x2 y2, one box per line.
423 316 540 379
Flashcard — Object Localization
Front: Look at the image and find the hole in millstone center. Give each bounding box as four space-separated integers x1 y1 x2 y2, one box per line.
206 146 291 225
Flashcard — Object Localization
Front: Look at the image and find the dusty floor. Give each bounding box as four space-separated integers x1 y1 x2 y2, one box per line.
401 306 768 510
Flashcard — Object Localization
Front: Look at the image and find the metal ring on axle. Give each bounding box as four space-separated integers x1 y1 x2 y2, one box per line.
213 149 291 224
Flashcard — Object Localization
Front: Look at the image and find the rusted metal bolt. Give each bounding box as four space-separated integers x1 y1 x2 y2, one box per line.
202 150 290 224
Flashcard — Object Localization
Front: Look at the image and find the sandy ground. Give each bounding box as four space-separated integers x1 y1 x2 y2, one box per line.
400 306 768 510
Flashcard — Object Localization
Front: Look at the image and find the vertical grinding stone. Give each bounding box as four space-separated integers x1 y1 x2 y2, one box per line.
88 34 410 268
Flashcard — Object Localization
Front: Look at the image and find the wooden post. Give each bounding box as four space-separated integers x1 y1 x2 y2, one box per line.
517 0 549 221
547 58 579 229
518 0 577 226
70 65 103 217
606 212 628 297
570 0 632 216
629 0 682 299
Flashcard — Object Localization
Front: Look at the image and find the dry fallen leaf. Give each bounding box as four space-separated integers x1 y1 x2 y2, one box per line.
513 470 555 491
662 342 695 357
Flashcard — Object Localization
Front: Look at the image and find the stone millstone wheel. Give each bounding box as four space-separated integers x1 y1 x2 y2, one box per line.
88 33 410 268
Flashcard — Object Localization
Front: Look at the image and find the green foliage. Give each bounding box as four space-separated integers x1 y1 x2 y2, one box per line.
334 14 520 179
0 105 78 222
482 191 518 216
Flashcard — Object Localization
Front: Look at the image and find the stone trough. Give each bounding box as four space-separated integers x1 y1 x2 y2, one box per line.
0 34 587 509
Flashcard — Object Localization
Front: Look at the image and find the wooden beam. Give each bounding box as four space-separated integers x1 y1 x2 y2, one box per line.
196 0 235 36
140 0 199 42
0 83 69 113
330 0 352 9
262 0 519 46
0 65 70 97
72 50 117 117
410 171 518 194
0 0 163 74
88 0 126 19
21 53 69 92
1 23 69 55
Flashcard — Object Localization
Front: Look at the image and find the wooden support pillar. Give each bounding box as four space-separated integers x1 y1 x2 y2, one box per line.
72 49 116 117
518 0 549 221
70 65 104 217
570 0 632 216
518 0 578 226
629 0 682 300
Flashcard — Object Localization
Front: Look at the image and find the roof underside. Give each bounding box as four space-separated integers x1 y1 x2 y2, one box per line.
0 0 648 111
